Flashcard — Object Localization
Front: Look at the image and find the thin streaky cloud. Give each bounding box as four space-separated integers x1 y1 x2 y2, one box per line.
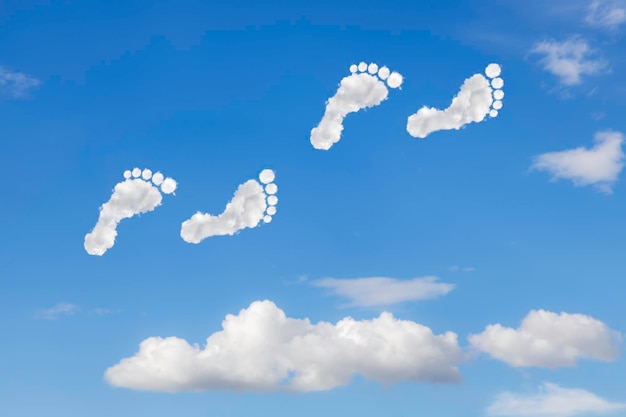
487 382 626 417
312 276 455 307
449 266 475 272
34 303 80 320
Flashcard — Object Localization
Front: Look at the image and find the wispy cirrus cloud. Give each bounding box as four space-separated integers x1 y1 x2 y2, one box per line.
487 382 626 417
0 66 41 98
312 276 455 307
586 0 626 30
34 303 80 320
531 37 608 85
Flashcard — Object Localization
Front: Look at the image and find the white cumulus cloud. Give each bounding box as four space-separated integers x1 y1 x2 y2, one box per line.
0 66 41 98
487 382 626 417
469 309 622 368
531 130 624 193
34 303 80 320
531 38 607 85
312 276 454 307
105 300 464 393
586 0 626 30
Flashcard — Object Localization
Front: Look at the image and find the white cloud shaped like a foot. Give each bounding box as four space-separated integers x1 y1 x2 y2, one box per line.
310 62 403 150
180 169 277 244
312 276 454 307
0 66 41 98
531 130 624 193
586 0 626 30
105 300 464 393
84 168 177 256
469 309 622 368
406 64 503 139
531 38 607 85
487 382 626 417
34 303 80 320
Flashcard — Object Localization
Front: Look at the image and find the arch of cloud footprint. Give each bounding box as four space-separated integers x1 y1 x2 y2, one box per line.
84 62 504 255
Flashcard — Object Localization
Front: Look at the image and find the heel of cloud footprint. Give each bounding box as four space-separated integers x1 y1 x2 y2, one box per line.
310 61 403 151
84 168 178 256
406 63 505 139
180 169 278 244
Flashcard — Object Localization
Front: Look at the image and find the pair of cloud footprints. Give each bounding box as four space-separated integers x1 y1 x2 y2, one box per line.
84 168 278 256
311 62 504 149
85 61 503 255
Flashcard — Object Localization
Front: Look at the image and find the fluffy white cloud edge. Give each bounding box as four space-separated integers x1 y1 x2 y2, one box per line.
469 309 622 368
487 382 626 417
312 276 455 307
105 300 465 393
531 130 624 193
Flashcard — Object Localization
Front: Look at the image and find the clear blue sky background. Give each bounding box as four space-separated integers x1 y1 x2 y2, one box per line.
1 0 625 416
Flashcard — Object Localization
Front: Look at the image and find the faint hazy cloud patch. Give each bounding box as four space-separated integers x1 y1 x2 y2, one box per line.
531 38 608 85
487 382 626 417
0 66 41 98
34 303 80 320
586 0 626 30
449 265 475 272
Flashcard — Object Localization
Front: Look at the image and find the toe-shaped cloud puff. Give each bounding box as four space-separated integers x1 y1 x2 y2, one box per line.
468 309 622 368
105 300 465 393
531 130 624 193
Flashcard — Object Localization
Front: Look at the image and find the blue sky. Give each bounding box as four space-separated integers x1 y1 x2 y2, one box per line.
2 0 626 416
